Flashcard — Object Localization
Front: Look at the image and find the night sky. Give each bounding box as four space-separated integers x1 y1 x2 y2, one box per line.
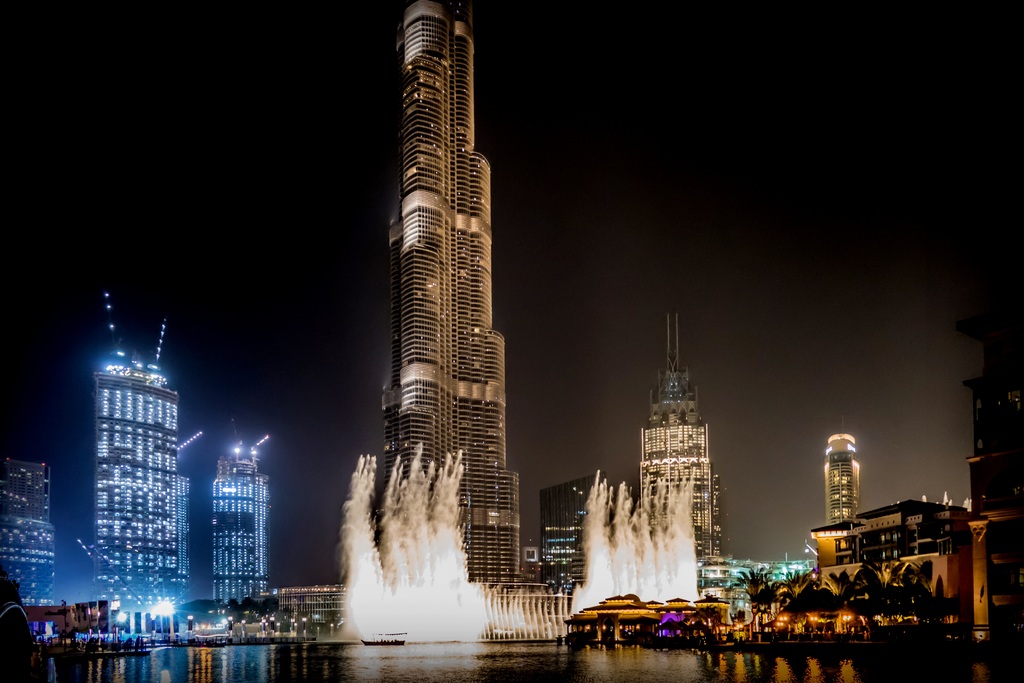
6 4 1011 604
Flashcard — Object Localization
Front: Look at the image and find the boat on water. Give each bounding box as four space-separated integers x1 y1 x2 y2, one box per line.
361 633 407 646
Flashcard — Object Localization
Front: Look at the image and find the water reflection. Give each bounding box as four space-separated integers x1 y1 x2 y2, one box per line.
56 641 1009 683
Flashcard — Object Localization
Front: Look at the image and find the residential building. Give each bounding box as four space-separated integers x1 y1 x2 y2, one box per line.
382 0 520 583
640 314 721 558
540 474 595 594
212 440 270 603
0 458 55 605
824 433 860 523
93 344 187 612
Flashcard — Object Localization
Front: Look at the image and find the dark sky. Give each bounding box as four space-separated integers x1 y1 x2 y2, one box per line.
6 4 1011 603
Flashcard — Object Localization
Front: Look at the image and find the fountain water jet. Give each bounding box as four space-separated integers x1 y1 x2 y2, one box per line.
341 448 488 642
341 458 696 641
570 472 698 612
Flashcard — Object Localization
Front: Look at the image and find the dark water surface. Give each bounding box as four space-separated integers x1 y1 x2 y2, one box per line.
53 640 1013 683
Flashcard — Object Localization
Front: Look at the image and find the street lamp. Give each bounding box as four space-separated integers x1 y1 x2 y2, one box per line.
188 615 194 642
302 617 307 640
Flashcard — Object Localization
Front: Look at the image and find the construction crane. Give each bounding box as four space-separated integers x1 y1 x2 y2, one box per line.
178 431 203 453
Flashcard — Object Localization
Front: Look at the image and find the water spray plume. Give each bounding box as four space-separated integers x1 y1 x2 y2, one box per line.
571 471 698 612
342 447 487 642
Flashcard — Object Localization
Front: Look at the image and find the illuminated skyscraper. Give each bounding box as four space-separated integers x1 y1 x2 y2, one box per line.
0 458 55 605
382 0 520 584
640 314 721 559
212 439 270 602
93 345 187 611
824 433 860 523
539 474 594 595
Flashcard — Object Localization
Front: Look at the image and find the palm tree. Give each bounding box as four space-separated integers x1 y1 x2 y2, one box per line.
853 560 915 625
777 570 817 611
738 567 778 635
822 570 860 633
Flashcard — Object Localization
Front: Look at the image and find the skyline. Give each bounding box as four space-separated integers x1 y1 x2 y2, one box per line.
5 3 1011 604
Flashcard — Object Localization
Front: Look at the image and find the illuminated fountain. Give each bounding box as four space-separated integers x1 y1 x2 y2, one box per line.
341 455 695 642
570 472 698 613
341 449 489 642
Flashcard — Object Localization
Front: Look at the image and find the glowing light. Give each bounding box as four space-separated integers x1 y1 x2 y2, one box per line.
152 600 174 616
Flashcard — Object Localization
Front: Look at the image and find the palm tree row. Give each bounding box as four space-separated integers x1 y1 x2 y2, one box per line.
737 559 955 637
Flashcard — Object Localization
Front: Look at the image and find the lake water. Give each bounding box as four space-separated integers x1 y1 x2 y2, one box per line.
51 640 1013 683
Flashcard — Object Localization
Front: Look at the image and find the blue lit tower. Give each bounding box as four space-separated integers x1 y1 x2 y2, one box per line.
93 305 187 612
0 458 55 605
640 314 722 559
212 437 270 602
382 0 520 584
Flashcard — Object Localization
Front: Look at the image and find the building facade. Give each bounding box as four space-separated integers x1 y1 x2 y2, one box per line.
0 458 55 605
274 584 345 636
382 0 520 584
93 348 187 611
212 441 270 603
811 499 974 624
958 309 1023 643
824 433 860 523
640 314 721 559
539 474 595 594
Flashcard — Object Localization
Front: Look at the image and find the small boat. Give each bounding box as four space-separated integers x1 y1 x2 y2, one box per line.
361 632 407 646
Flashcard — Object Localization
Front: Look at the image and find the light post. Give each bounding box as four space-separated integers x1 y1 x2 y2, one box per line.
804 541 819 576
302 617 307 641
242 620 246 643
188 615 194 643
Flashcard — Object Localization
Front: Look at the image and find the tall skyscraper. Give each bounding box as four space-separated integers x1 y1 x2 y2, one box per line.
823 433 860 523
93 340 187 612
212 439 270 602
0 458 55 605
382 0 520 584
640 314 721 559
539 474 595 595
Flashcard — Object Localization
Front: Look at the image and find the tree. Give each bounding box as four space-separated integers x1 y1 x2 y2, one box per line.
853 560 916 625
777 570 817 612
738 567 778 634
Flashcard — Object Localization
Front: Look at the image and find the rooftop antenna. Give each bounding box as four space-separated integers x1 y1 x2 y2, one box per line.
666 313 679 374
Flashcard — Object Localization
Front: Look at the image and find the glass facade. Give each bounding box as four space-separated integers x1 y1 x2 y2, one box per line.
93 352 186 611
640 314 721 558
212 443 269 602
275 584 345 632
382 0 520 584
0 458 55 605
539 475 595 594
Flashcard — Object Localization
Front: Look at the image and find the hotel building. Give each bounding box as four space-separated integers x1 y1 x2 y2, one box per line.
824 433 860 523
382 0 520 583
0 458 55 605
212 440 270 602
640 314 721 558
93 347 187 611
